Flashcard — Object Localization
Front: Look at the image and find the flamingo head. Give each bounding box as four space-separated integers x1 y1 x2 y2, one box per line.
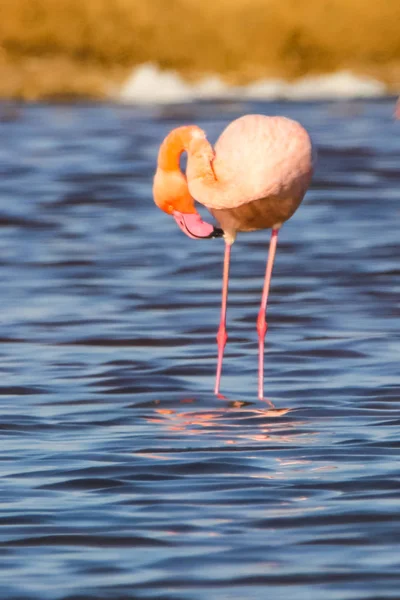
153 168 223 240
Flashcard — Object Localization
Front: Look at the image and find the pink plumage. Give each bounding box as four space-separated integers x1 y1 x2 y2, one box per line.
187 115 314 243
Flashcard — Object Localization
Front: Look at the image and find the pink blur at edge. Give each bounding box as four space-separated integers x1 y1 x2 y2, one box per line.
395 98 400 120
173 211 216 239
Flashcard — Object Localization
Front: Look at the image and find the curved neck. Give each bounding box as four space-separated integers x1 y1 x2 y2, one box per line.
157 126 204 171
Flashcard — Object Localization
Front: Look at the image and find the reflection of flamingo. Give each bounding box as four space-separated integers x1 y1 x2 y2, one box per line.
395 97 400 119
146 400 291 440
154 115 314 399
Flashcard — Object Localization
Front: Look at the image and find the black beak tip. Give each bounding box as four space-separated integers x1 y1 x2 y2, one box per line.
211 227 224 238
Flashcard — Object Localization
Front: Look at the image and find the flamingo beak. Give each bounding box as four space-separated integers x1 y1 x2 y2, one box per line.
173 211 223 240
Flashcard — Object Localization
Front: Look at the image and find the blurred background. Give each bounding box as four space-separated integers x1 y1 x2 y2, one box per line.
1 0 400 101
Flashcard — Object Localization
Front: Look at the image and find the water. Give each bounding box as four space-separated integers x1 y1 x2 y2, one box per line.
0 98 399 600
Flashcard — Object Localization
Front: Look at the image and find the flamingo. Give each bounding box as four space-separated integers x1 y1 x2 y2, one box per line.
153 114 314 400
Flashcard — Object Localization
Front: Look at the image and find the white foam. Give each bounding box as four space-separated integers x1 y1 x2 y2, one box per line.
118 63 387 105
118 64 231 104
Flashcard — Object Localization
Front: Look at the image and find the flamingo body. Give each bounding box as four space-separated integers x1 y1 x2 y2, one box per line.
187 115 313 241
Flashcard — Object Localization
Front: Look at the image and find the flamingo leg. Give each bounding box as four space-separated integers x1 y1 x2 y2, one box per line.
214 242 231 395
257 228 279 400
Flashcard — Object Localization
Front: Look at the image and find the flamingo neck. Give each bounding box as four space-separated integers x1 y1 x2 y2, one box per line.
157 126 205 172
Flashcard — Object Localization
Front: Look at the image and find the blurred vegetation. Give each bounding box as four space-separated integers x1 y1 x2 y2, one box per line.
0 0 400 99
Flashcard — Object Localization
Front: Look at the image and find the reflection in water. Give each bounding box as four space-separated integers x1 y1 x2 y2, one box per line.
144 396 319 447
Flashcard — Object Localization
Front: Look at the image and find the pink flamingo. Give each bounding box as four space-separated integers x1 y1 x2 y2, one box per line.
153 114 314 400
395 97 400 119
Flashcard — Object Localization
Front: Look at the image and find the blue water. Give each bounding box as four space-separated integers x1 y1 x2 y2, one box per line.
0 98 399 600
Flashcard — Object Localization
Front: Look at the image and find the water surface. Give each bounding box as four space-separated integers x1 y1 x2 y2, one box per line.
0 98 399 600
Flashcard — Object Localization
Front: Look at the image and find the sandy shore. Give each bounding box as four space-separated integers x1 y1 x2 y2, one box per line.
1 0 400 100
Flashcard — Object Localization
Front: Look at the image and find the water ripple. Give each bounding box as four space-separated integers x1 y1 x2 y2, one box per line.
0 99 399 600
